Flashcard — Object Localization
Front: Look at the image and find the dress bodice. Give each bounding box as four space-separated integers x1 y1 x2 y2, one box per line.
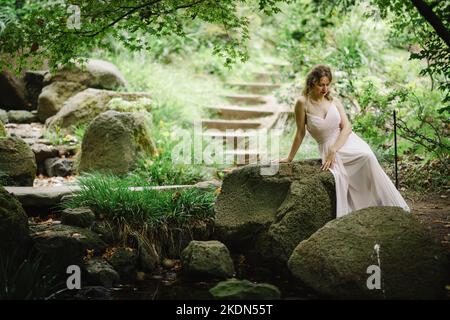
306 99 341 145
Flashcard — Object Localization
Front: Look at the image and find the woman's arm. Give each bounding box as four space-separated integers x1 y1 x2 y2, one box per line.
286 98 307 161
330 98 352 152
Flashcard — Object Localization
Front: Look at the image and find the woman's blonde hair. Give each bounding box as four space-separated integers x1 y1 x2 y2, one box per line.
302 64 333 101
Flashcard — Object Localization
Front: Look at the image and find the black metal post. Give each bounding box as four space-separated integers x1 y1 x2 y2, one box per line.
393 110 398 189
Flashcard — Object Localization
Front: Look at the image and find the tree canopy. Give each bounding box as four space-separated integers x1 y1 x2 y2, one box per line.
0 0 448 106
0 0 291 70
310 0 449 108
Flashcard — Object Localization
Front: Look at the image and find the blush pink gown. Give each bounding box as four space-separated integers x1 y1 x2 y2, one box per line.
306 98 410 218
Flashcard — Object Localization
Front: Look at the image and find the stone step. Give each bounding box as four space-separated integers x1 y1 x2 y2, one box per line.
221 94 267 105
201 129 259 148
264 60 292 71
251 71 282 83
225 82 281 94
207 105 275 119
200 119 262 130
201 130 259 138
224 149 268 165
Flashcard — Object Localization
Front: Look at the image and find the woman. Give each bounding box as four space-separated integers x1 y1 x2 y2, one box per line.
278 64 410 218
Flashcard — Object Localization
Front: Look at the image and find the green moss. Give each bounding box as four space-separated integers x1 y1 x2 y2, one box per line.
0 186 29 252
0 122 6 138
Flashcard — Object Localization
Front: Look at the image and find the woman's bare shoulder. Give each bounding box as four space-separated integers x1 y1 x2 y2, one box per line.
297 95 307 104
295 96 307 109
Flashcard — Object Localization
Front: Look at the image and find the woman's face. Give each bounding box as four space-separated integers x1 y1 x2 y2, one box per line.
312 76 330 97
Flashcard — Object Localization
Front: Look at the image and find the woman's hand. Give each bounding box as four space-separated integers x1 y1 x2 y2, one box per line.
321 148 336 171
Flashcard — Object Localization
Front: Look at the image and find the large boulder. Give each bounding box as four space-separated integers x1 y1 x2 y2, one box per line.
0 186 30 253
37 81 85 122
288 206 450 299
44 59 127 91
214 160 335 267
0 70 30 110
181 240 235 279
77 110 157 175
45 88 152 131
209 278 281 300
0 136 37 186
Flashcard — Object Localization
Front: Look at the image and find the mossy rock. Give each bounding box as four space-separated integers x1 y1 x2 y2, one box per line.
45 88 151 131
209 278 281 300
0 136 37 186
77 110 157 175
214 160 335 268
288 206 450 299
0 186 30 253
181 240 235 279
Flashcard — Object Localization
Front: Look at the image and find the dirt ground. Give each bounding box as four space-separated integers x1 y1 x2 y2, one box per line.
403 190 450 253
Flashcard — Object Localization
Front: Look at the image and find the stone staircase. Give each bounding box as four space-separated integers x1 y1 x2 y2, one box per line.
201 61 293 169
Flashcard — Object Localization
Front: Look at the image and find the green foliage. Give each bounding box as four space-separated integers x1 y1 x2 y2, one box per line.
90 46 225 127
0 0 291 72
63 172 216 227
0 249 63 300
43 123 87 149
310 0 450 107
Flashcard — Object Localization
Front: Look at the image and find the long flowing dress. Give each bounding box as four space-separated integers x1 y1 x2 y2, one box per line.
305 98 411 218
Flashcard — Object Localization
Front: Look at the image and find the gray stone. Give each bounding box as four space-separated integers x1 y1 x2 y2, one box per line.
181 240 235 279
5 185 81 209
44 157 74 177
77 110 157 175
0 136 37 186
45 59 127 91
6 123 44 140
209 278 281 300
84 257 120 288
61 207 95 228
37 81 85 122
7 110 38 124
288 206 450 299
